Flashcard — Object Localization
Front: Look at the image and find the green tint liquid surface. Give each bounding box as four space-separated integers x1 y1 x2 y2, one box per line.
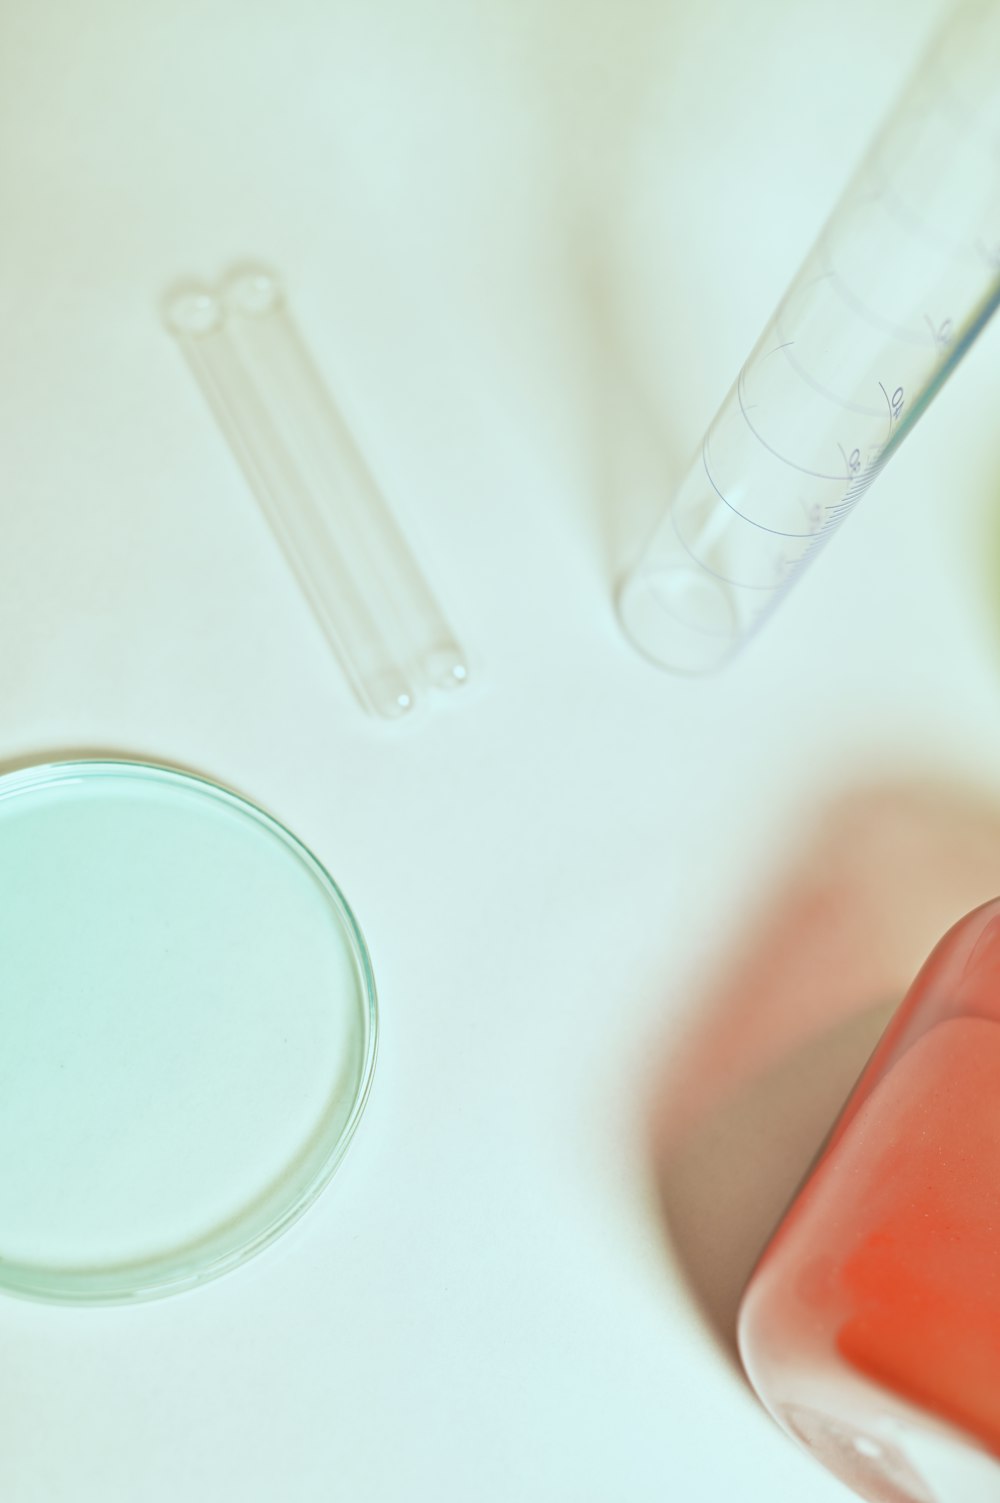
0 762 376 1302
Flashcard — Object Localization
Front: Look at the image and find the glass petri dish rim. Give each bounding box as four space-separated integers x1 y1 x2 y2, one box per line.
0 756 379 1305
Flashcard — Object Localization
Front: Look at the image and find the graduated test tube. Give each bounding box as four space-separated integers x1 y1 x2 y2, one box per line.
617 0 1000 674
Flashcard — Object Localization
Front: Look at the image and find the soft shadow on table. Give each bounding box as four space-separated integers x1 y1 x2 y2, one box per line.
648 781 1000 1370
523 0 706 587
567 235 686 586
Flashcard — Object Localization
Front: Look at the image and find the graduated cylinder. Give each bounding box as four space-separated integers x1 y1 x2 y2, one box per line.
618 0 1000 674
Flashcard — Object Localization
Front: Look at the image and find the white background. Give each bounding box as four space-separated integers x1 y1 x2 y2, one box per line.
3 0 1000 1498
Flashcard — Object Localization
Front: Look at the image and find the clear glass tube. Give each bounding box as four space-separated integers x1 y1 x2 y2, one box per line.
221 269 469 698
618 0 1000 675
165 270 468 719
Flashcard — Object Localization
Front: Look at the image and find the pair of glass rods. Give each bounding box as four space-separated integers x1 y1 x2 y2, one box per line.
167 268 468 719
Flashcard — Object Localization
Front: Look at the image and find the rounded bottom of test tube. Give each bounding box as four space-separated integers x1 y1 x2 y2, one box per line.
616 565 739 675
421 644 469 692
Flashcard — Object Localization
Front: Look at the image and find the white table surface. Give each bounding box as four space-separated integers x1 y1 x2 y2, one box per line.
4 0 1000 1498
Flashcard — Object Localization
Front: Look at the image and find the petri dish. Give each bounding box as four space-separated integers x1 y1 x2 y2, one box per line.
0 760 377 1304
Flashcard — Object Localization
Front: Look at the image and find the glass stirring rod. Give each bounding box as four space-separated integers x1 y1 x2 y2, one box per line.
165 284 415 718
221 267 469 697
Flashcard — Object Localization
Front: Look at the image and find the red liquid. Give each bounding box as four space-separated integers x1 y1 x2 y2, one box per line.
739 900 1000 1501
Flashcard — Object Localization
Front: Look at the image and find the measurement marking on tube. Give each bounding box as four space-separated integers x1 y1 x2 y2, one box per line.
879 381 905 422
841 474 878 505
924 314 954 348
701 445 816 539
702 427 885 538
827 465 884 523
836 443 862 475
771 332 892 421
737 369 856 481
787 480 873 574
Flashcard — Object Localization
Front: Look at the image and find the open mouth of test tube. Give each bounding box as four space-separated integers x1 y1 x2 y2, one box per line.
165 267 468 718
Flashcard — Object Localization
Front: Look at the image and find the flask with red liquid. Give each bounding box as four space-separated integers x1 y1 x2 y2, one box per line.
738 899 1000 1503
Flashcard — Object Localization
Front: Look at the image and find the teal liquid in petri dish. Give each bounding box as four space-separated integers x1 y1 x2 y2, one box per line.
0 761 376 1303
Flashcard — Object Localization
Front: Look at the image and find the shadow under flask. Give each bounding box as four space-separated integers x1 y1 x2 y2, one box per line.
738 898 1000 1503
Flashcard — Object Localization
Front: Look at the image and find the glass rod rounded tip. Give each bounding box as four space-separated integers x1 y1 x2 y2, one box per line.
163 285 223 338
366 671 416 720
221 266 284 318
421 644 470 692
